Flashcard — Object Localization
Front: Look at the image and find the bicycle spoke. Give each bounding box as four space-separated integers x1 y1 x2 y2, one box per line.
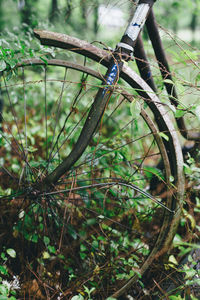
22 67 28 183
44 66 48 163
47 67 68 167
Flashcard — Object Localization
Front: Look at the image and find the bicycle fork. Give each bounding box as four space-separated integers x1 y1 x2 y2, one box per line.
44 0 157 186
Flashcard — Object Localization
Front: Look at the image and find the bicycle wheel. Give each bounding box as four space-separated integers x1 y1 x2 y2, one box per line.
0 53 184 298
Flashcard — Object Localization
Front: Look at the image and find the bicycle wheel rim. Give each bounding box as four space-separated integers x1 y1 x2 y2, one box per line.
0 58 184 299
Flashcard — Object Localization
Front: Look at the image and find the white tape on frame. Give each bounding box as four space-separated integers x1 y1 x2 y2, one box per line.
125 3 150 41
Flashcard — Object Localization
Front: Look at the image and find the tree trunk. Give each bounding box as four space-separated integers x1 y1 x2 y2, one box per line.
65 0 72 22
0 0 3 31
80 0 88 29
19 0 32 26
93 0 99 34
49 0 59 23
190 0 198 42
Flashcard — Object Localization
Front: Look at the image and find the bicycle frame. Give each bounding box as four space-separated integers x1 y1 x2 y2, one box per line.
136 9 200 141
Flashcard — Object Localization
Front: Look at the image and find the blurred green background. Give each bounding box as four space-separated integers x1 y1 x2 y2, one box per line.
0 0 199 45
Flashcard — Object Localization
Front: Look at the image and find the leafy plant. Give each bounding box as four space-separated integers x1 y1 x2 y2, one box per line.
0 248 18 300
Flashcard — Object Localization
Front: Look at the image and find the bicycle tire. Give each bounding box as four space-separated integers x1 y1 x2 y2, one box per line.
34 30 185 285
0 51 184 298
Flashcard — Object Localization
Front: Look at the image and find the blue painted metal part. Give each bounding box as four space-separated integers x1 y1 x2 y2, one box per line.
147 71 151 78
132 23 141 28
106 63 118 85
102 63 118 95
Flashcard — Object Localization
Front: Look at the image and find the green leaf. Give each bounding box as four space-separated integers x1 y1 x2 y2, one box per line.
11 163 20 172
42 251 50 259
0 60 6 71
163 79 174 85
83 285 95 295
0 295 8 300
6 248 16 258
71 295 84 300
80 244 87 252
168 255 178 265
0 284 8 296
159 132 169 141
195 106 200 123
0 266 8 275
57 254 65 260
26 146 38 153
98 215 105 219
7 58 17 69
39 57 48 65
183 163 193 175
183 209 196 230
67 225 77 240
92 240 98 249
30 234 38 243
130 100 141 119
176 82 185 95
97 236 106 241
48 246 56 254
175 109 185 118
169 296 182 300
86 218 96 226
0 253 6 261
143 166 163 180
80 252 87 260
43 236 50 246
116 273 126 280
196 73 200 83
172 2 180 8
9 297 17 300
183 50 198 61
184 266 196 279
